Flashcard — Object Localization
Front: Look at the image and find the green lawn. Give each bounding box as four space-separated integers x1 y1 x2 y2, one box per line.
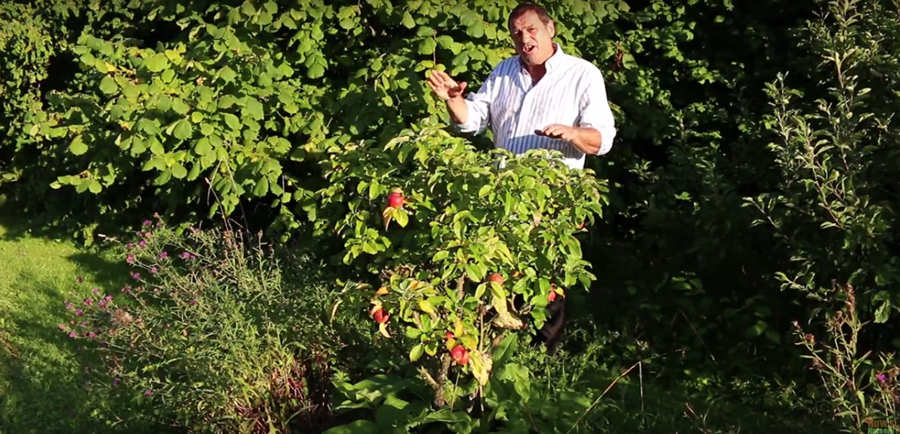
0 198 130 433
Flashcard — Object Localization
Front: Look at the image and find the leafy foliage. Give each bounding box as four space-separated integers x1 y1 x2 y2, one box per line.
60 218 353 432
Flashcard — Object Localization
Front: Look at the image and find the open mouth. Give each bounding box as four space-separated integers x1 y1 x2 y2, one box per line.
523 44 536 54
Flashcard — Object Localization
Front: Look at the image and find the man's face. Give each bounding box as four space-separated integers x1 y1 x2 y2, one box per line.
509 11 555 66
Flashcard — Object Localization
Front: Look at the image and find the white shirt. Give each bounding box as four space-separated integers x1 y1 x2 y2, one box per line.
453 43 617 170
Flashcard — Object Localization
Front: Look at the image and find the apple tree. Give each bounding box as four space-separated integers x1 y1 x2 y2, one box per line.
319 121 608 414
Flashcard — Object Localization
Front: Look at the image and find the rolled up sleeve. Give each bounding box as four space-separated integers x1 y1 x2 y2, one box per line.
453 72 496 136
577 67 617 155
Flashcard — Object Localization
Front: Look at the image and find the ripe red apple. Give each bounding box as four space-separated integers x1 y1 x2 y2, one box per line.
387 189 404 209
488 273 504 285
372 308 389 324
548 290 557 302
450 345 469 365
445 331 455 340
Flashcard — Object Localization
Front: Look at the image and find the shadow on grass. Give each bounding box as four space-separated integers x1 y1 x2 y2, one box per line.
0 269 181 434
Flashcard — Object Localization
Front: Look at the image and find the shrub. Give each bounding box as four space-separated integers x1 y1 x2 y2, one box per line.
60 215 359 433
793 283 899 433
316 125 608 432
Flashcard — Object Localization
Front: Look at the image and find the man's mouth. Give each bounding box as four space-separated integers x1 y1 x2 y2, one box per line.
523 44 536 54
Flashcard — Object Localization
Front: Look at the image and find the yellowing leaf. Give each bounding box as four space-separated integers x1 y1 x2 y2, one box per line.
469 350 493 386
378 322 391 338
418 299 436 315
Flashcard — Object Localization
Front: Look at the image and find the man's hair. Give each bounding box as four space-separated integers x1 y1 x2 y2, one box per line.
508 2 553 30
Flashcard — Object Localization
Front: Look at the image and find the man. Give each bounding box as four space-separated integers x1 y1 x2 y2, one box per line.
426 2 617 171
426 3 617 354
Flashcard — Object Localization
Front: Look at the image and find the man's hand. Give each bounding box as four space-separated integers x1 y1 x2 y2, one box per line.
536 124 603 155
427 69 467 102
535 124 577 142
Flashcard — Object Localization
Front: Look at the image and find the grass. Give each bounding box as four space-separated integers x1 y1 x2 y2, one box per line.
0 197 131 433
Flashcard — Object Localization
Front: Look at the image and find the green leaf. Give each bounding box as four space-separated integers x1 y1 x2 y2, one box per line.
745 320 767 338
401 11 415 29
88 180 102 194
223 113 241 131
171 163 188 179
172 119 193 140
245 97 264 120
144 53 169 72
172 98 190 115
253 178 270 197
69 135 88 155
409 344 424 362
418 38 436 55
320 419 378 434
394 208 409 227
491 333 518 366
219 65 237 82
307 63 325 79
432 250 449 262
99 76 118 94
874 301 890 323
149 139 165 155
194 138 212 155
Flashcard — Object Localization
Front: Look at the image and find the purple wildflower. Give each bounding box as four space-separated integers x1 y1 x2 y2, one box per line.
105 295 113 301
159 251 168 259
99 301 106 308
126 254 135 264
58 324 66 330
126 242 134 250
139 240 147 247
145 390 153 396
68 332 76 338
83 298 93 306
113 378 120 386
877 373 887 383
75 310 83 316
143 220 151 226
131 272 141 280
150 267 158 274
65 302 73 310
92 288 99 294
189 299 196 305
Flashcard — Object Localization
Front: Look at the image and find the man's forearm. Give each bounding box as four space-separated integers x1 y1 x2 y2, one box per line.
445 96 469 125
570 127 603 155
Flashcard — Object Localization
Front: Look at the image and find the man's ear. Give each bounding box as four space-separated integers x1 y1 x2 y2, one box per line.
548 20 556 38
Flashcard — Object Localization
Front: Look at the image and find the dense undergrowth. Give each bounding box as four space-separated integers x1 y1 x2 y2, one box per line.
1 0 899 432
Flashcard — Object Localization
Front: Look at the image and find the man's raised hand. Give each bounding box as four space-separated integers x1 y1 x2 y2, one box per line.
427 69 467 101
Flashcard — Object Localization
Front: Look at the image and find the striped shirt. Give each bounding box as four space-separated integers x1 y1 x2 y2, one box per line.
453 43 617 170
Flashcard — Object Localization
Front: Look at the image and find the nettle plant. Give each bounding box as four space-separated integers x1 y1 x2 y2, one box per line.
320 125 607 415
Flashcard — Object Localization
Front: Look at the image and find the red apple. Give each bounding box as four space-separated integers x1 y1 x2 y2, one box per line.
458 350 470 365
445 331 455 340
450 345 469 365
488 273 504 285
372 308 389 323
548 290 557 302
388 190 404 209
